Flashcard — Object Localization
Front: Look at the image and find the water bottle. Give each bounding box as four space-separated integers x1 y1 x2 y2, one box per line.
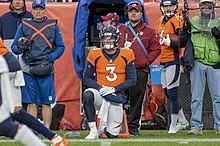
65 132 80 137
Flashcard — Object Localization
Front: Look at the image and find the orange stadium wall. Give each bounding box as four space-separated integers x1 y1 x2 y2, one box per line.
0 2 198 130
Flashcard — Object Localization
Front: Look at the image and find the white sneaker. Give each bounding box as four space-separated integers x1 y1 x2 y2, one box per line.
85 130 98 140
168 127 176 134
176 121 189 132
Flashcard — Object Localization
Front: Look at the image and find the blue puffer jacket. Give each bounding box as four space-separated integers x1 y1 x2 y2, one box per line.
0 0 33 40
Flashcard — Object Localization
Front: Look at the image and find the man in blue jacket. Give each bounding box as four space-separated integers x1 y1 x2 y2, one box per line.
11 0 65 130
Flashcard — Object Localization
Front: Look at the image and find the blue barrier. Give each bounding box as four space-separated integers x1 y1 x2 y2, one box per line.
150 65 164 85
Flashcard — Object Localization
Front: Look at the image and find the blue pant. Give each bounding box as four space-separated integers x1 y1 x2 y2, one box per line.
22 73 56 104
190 61 220 130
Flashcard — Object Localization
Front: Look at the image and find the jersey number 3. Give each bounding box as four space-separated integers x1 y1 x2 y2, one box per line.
106 65 117 82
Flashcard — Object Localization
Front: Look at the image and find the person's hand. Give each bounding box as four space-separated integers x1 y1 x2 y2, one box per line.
211 27 220 40
17 37 31 51
182 24 188 33
99 86 115 96
163 34 171 46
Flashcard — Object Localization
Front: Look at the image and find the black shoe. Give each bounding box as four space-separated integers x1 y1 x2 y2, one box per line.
129 130 140 136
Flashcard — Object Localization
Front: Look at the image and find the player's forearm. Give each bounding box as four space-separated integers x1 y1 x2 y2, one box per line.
83 63 101 90
83 78 100 90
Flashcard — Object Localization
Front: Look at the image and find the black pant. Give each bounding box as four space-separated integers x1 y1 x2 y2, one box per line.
127 70 148 133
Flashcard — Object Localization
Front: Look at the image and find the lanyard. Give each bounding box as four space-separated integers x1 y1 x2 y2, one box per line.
125 32 137 43
126 21 148 56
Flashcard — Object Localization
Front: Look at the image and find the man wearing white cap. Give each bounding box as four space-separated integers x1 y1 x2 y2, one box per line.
181 0 220 135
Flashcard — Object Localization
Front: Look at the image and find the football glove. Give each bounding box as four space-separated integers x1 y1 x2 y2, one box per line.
99 86 115 96
163 34 171 46
17 37 31 51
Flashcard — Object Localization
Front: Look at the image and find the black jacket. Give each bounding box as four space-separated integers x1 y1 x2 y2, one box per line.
0 0 33 40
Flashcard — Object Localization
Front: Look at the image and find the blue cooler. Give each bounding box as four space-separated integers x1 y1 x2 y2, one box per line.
150 65 164 85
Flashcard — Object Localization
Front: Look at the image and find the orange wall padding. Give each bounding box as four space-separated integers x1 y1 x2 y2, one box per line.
0 2 199 129
0 2 82 130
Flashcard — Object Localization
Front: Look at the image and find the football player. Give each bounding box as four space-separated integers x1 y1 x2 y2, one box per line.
0 55 47 146
0 37 68 146
82 25 136 139
157 0 189 133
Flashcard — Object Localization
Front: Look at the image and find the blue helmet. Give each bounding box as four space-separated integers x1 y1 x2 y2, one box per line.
99 25 120 49
160 0 178 17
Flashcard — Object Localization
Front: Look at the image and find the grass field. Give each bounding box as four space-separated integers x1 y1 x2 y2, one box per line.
1 130 220 146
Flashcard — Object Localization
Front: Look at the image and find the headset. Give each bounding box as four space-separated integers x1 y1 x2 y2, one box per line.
124 1 144 18
111 13 118 26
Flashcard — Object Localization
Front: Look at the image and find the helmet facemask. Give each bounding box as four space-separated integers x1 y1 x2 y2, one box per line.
102 34 117 50
160 0 178 18
99 25 119 50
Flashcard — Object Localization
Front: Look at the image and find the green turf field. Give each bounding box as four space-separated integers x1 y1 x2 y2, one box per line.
1 130 220 146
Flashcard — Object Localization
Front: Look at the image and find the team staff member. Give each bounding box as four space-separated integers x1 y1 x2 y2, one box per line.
180 0 220 135
83 25 136 139
157 0 188 133
101 12 120 27
11 0 65 130
119 1 161 136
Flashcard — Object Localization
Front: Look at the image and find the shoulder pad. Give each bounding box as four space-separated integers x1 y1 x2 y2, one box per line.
0 55 9 73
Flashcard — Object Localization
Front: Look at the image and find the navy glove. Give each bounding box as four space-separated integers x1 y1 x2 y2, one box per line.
211 27 220 40
17 37 31 51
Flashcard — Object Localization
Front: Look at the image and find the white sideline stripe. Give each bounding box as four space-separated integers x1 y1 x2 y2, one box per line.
101 141 111 146
1 138 220 143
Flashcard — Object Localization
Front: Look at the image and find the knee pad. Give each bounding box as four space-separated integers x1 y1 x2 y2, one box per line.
0 117 18 138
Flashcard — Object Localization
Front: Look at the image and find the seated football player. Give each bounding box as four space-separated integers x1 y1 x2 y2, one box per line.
82 25 137 139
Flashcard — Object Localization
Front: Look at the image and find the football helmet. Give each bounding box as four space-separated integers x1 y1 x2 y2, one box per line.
160 0 178 17
99 25 120 50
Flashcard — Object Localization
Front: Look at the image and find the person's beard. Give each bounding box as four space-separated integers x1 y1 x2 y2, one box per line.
130 19 140 24
130 19 140 23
